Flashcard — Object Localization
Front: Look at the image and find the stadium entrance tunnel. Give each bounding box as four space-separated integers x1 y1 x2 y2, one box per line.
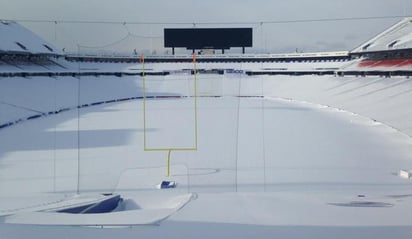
55 194 122 214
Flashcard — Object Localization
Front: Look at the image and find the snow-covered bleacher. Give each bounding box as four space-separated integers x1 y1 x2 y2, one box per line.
0 20 60 55
0 75 142 129
352 18 412 53
340 57 412 74
1 18 412 137
0 20 70 75
341 18 412 74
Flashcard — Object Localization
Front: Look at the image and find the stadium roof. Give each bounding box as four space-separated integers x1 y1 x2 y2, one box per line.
352 17 412 54
0 20 61 56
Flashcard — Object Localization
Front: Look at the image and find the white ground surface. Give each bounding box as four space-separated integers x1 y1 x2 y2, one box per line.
1 69 412 238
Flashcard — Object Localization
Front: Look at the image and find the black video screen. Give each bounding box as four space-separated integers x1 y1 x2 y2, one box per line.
164 28 252 49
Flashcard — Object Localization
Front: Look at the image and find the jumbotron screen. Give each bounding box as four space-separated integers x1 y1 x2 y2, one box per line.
164 28 253 50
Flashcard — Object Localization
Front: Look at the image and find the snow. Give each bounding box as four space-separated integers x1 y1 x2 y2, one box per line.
0 21 60 55
2 70 412 238
3 193 193 226
352 17 412 53
340 58 412 72
0 75 143 127
2 17 412 237
257 75 412 137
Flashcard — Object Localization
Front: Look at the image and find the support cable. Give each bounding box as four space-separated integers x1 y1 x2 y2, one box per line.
4 15 407 25
234 64 242 192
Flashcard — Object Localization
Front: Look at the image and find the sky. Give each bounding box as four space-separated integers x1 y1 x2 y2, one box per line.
0 0 411 54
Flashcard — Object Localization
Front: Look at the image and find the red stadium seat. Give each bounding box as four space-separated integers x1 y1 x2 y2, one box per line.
358 59 412 68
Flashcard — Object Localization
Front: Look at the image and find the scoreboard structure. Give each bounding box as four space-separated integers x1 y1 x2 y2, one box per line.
164 28 253 54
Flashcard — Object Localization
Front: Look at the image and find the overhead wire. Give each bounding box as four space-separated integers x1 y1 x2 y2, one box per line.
77 33 131 49
74 23 162 51
8 15 406 52
77 22 130 49
3 15 408 26
53 76 57 193
76 44 81 195
261 77 266 192
234 64 242 192
124 24 162 39
6 15 407 53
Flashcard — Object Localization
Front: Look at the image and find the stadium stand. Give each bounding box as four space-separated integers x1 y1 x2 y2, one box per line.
340 18 412 75
1 18 412 135
0 20 60 55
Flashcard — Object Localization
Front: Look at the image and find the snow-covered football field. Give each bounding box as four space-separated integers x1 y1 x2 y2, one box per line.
2 71 412 238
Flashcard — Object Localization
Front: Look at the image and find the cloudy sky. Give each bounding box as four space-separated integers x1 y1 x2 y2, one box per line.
0 0 411 54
